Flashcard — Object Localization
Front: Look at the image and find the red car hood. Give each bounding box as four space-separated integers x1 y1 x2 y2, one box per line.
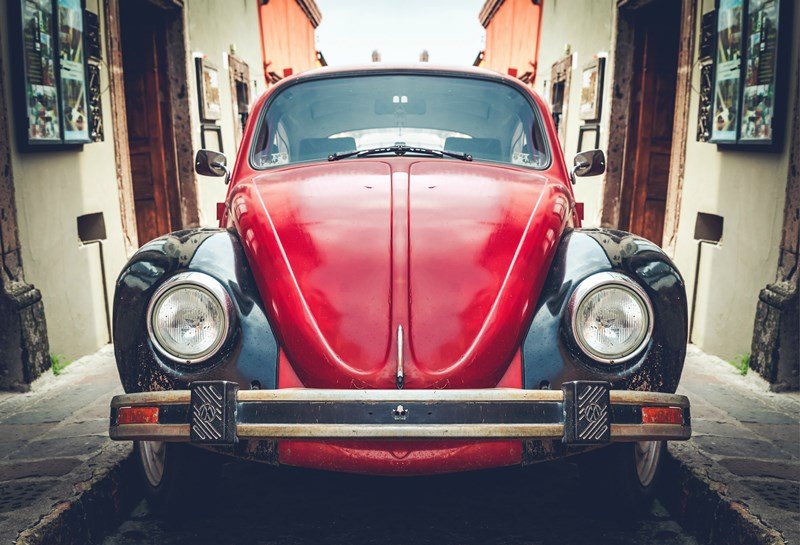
231 160 571 388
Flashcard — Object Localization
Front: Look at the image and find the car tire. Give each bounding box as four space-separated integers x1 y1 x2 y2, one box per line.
576 440 666 515
134 441 222 517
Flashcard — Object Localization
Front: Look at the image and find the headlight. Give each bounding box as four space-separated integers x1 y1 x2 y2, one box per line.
147 272 232 364
568 272 653 364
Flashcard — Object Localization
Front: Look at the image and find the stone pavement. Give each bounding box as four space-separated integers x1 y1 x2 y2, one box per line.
102 457 700 545
0 343 798 545
666 345 800 545
0 345 132 545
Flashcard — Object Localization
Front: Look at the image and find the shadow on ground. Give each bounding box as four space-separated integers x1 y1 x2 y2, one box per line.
103 457 697 545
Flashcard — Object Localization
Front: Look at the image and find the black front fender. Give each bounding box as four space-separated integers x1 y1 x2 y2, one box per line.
113 229 278 393
522 228 687 392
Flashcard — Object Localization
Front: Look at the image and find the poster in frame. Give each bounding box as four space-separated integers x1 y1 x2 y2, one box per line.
709 0 791 149
200 123 224 154
11 0 64 147
577 124 601 154
579 58 604 122
56 0 91 144
196 57 222 122
738 0 786 147
710 0 744 144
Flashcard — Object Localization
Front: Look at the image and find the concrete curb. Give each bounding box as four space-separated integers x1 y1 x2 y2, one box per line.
15 443 139 545
661 442 786 545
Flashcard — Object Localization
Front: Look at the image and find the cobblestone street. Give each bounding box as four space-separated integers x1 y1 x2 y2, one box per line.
102 460 698 545
1 344 797 545
0 343 797 545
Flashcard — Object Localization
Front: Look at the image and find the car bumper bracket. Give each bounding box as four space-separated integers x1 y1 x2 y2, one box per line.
562 381 611 445
189 381 238 445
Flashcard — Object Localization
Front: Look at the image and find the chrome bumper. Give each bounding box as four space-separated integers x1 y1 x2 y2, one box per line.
109 381 691 445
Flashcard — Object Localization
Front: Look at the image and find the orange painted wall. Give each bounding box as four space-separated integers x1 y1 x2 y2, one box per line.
483 0 543 82
259 0 317 79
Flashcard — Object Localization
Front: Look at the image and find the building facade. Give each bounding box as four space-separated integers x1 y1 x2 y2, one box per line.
480 0 799 388
0 0 321 389
478 0 544 84
259 0 321 82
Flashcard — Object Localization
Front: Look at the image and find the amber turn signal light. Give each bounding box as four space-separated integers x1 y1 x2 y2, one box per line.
641 406 683 425
117 406 159 425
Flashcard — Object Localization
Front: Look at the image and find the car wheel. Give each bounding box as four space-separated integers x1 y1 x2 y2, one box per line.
576 440 666 515
134 441 222 517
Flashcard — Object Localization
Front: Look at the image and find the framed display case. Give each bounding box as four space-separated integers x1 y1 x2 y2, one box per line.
196 57 222 122
8 0 92 150
200 123 223 153
577 124 600 153
738 0 784 145
57 0 90 143
11 0 62 146
579 58 605 122
709 0 791 149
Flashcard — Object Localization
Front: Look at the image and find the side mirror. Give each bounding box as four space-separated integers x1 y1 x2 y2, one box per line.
195 149 230 184
571 149 606 184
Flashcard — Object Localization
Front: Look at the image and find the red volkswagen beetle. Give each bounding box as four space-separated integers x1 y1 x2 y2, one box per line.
109 66 690 514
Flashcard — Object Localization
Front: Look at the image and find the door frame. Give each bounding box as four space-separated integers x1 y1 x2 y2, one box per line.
104 0 199 253
601 0 696 255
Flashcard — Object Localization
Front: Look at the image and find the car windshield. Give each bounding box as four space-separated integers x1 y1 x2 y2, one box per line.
251 74 550 169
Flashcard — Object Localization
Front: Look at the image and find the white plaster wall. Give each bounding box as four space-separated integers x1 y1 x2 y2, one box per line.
533 0 616 228
1 0 270 359
670 0 799 359
185 0 269 226
1 0 129 359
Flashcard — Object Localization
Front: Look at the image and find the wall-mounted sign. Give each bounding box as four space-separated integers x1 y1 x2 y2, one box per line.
57 0 90 143
9 0 93 150
739 0 780 143
699 10 717 61
710 0 743 143
709 0 789 149
697 63 714 142
577 123 600 153
579 57 604 122
196 57 222 122
87 62 103 141
19 0 62 143
84 9 101 61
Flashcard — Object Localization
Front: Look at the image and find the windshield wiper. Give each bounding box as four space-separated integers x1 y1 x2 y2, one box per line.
328 145 473 162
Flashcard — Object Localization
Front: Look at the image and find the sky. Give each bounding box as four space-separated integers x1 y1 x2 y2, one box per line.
315 0 487 66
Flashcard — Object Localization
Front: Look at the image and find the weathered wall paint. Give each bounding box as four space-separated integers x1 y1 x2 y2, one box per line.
673 1 800 359
525 0 799 359
533 0 615 229
0 0 273 359
259 0 319 79
482 0 543 81
186 0 269 226
0 0 129 359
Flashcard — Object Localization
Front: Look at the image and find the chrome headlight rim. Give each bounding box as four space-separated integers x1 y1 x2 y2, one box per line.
146 271 233 365
568 271 654 365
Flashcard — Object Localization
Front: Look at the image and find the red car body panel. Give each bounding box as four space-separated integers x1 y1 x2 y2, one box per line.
222 66 579 474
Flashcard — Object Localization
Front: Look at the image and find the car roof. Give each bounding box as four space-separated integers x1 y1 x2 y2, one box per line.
275 64 541 98
297 63 510 80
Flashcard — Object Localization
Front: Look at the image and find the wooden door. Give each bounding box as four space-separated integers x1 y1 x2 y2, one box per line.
121 3 180 245
620 2 681 244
